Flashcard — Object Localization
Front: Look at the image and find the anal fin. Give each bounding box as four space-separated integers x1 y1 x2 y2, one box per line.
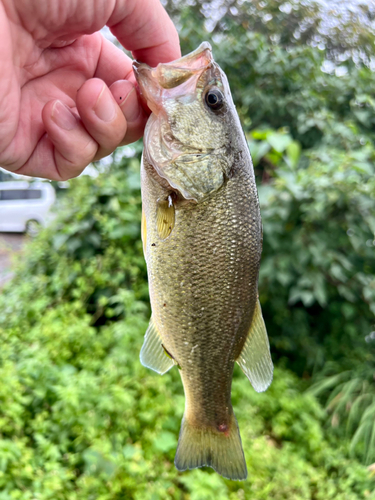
140 317 175 375
237 299 273 392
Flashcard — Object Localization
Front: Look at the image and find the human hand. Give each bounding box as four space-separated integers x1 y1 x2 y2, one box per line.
0 0 180 180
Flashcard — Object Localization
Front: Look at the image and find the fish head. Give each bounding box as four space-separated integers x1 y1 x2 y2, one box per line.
133 42 240 202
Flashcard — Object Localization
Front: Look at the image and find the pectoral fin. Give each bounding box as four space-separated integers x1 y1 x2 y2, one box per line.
140 317 175 375
237 299 273 392
156 197 175 240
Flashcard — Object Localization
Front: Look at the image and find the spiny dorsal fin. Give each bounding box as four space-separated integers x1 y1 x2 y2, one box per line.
156 196 175 240
140 317 175 375
236 299 273 392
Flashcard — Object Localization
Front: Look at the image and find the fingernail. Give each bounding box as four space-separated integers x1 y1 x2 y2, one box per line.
52 101 77 130
121 88 141 123
94 84 116 122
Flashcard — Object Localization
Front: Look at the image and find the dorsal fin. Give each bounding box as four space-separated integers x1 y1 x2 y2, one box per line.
236 299 273 392
140 317 175 375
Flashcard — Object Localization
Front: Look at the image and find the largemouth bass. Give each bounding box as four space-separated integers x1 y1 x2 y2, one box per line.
133 42 273 481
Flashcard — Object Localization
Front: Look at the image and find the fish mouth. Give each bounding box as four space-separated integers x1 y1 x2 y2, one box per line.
133 42 213 114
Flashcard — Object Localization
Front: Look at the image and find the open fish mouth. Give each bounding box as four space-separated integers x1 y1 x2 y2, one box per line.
133 42 213 114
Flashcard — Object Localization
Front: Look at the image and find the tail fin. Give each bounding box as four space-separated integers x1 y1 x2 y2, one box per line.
174 413 247 480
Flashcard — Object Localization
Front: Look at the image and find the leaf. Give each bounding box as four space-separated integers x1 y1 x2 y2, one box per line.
267 132 293 153
152 431 177 453
286 141 301 168
248 140 272 166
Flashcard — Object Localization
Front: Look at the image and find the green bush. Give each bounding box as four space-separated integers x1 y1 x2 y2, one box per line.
1 1 375 496
309 364 375 465
2 153 148 332
253 132 375 374
0 158 374 498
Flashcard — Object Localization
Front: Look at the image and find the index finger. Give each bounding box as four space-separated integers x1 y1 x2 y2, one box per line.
108 0 181 66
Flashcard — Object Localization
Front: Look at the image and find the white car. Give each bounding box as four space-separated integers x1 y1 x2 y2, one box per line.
0 181 56 234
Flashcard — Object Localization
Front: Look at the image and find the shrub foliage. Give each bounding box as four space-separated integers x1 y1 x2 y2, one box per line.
1 1 375 497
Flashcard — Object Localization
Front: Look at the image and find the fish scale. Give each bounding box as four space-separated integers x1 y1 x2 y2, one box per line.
134 42 273 480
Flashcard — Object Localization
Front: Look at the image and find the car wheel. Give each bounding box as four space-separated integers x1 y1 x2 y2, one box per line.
26 219 41 237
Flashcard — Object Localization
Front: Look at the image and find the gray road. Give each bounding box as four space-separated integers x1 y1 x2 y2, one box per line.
0 233 25 287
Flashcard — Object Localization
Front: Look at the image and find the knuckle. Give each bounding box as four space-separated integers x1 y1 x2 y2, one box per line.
80 137 98 162
109 125 126 146
55 138 97 180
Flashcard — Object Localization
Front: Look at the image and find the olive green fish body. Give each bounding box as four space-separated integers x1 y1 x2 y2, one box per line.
134 42 273 481
142 150 261 428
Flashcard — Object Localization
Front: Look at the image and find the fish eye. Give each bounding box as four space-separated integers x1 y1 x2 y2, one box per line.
205 88 224 111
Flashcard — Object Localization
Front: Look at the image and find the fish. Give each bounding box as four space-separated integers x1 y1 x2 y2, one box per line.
133 42 273 481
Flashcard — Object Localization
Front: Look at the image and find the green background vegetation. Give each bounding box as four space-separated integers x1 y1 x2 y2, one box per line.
0 0 375 498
